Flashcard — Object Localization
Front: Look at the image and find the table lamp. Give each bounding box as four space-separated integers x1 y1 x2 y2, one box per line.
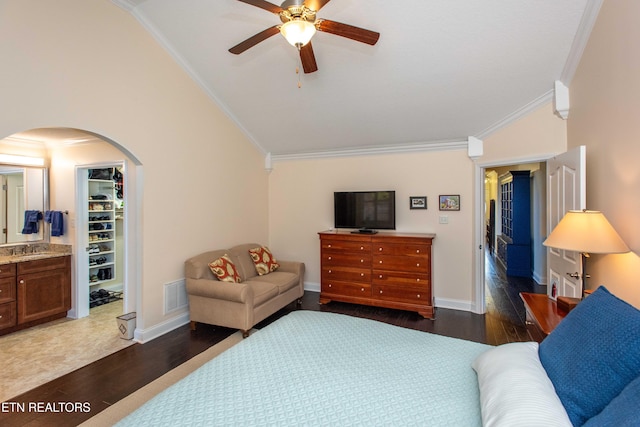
543 210 629 298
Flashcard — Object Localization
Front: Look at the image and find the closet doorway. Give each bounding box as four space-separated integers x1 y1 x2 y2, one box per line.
76 163 128 319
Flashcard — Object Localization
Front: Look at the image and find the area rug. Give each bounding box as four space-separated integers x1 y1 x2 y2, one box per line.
81 329 247 426
0 301 134 402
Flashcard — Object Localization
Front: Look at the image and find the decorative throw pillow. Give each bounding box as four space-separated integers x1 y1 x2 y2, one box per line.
208 254 241 283
539 286 640 426
248 246 280 276
583 374 640 427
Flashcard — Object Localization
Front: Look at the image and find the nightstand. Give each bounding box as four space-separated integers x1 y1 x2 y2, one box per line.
520 293 570 342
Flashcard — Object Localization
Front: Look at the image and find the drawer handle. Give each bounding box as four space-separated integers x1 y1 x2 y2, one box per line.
0 315 2 319
379 275 383 279
360 246 364 250
379 260 383 264
416 263 420 267
328 256 332 260
416 249 420 253
328 284 332 288
379 290 383 294
360 259 364 263
379 247 383 251
328 244 332 248
361 288 365 292
360 273 364 277
417 294 421 298
328 270 332 274
416 278 420 282
20 280 24 284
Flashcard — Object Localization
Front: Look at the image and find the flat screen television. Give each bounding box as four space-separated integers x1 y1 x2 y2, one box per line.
334 191 396 233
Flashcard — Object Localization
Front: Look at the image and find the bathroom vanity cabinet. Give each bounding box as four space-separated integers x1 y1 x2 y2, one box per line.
0 254 71 335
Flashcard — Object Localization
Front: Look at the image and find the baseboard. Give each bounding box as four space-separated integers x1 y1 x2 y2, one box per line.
134 311 190 343
304 281 320 293
532 271 547 286
434 297 475 312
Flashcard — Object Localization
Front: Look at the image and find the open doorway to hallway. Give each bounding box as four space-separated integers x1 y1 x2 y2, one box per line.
483 162 547 327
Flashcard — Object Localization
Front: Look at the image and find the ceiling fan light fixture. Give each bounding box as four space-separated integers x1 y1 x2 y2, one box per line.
280 19 316 48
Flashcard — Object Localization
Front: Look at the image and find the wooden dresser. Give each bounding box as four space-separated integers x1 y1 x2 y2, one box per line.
319 230 435 318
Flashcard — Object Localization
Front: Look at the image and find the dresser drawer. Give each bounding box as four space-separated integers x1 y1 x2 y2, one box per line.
372 243 430 256
0 263 16 278
373 284 430 305
322 266 370 283
0 301 17 329
322 252 371 268
372 254 429 272
322 281 371 298
0 277 16 304
322 239 371 254
372 270 430 287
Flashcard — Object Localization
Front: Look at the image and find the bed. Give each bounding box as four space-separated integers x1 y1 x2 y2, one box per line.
114 286 640 426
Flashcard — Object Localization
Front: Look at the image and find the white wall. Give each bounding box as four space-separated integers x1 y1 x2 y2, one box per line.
567 0 640 307
268 149 476 308
0 0 269 334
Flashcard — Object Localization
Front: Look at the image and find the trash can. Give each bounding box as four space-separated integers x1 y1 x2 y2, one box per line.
116 312 136 340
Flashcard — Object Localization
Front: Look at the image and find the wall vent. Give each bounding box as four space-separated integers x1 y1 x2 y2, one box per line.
164 279 187 315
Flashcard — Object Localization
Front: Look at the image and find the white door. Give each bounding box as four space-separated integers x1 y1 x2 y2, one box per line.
546 146 586 299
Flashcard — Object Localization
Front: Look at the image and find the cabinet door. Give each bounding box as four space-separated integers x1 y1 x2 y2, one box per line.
17 269 71 324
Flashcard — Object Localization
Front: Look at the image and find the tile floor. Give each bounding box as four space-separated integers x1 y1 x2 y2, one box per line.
0 300 135 402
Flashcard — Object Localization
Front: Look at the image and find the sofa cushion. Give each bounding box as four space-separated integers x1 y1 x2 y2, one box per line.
539 286 640 426
208 254 241 283
246 271 299 294
244 281 279 306
228 243 263 281
248 246 280 276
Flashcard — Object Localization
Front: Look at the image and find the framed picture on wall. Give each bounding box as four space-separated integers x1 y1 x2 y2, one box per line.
409 196 427 210
439 195 460 211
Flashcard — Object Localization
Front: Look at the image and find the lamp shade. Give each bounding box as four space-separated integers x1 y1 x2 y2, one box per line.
543 210 629 254
280 19 316 47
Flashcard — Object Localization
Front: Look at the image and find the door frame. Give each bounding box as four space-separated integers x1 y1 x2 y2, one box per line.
473 154 553 314
74 160 138 320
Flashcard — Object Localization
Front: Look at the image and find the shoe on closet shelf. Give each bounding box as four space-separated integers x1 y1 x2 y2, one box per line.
90 274 99 283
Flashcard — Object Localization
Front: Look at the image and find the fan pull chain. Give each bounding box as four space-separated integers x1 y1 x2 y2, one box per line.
296 52 302 88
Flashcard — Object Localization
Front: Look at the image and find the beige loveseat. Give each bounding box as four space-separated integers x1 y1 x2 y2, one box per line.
185 243 305 337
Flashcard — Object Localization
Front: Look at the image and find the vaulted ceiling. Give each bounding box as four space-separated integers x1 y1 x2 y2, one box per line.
107 0 597 159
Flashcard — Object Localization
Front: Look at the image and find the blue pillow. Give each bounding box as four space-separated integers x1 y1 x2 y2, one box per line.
583 374 640 427
539 286 640 426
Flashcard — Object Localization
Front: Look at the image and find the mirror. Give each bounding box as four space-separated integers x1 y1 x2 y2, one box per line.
0 166 47 244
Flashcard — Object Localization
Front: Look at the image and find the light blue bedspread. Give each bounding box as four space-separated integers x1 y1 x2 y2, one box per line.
118 311 491 426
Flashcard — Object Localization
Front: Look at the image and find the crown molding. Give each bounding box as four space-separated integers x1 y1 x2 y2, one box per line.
560 0 604 85
271 139 468 163
475 90 554 140
110 0 149 12
110 0 268 156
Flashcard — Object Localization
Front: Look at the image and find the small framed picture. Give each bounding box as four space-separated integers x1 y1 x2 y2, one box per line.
410 196 427 210
439 195 460 211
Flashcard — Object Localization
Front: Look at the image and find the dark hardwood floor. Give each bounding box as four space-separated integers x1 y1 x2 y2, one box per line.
1 250 545 427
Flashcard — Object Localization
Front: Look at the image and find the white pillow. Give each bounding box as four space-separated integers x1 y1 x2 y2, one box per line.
472 342 572 427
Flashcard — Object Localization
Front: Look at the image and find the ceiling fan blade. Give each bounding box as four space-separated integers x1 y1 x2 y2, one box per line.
304 0 331 12
317 19 380 45
236 0 282 14
229 25 281 54
299 42 318 73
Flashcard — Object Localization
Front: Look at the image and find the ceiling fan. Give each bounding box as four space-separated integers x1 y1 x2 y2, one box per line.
229 0 380 73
